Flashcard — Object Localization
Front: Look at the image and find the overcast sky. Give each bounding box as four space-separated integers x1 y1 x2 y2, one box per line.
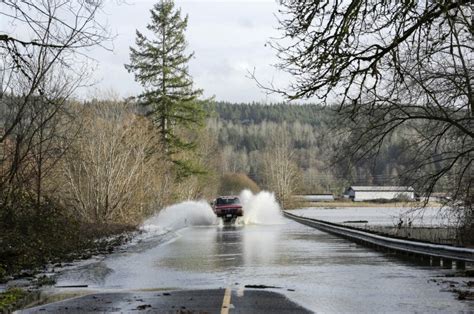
87 0 289 103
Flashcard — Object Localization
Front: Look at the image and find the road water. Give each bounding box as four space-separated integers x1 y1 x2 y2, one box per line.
53 191 473 312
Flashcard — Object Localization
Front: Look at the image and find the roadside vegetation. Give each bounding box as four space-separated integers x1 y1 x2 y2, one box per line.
0 288 26 312
218 173 260 195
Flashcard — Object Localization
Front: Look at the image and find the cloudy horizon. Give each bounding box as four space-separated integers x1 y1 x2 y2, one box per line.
83 0 291 103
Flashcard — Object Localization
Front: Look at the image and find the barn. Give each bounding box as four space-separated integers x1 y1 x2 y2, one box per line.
345 186 415 201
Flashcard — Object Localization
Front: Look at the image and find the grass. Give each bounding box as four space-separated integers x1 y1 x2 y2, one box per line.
0 288 27 312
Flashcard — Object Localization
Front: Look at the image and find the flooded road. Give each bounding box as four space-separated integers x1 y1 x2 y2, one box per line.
55 218 474 312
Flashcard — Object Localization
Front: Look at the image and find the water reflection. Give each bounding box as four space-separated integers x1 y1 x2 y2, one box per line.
213 226 244 269
155 224 283 271
242 225 280 266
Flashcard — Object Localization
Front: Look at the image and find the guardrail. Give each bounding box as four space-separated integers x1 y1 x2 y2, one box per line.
283 211 474 269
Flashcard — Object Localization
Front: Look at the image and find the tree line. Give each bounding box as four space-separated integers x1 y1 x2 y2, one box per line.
211 102 427 196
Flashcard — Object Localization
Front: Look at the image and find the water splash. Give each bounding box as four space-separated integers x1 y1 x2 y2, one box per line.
141 200 218 236
139 190 283 239
240 190 284 225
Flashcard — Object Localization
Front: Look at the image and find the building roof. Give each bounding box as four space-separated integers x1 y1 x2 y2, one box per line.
348 186 414 192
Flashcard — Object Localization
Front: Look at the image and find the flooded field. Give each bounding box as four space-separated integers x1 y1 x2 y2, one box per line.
291 206 457 227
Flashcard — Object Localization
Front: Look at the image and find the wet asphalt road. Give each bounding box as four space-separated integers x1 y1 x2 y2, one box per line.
22 289 311 313
21 218 474 313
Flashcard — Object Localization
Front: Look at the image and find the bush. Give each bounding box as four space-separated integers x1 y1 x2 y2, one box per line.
218 173 260 195
0 288 26 311
0 193 136 279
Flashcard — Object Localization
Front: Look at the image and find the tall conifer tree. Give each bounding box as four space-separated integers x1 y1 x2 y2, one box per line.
125 0 204 177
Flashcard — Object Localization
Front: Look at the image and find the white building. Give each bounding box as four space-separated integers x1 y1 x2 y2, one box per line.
345 186 415 201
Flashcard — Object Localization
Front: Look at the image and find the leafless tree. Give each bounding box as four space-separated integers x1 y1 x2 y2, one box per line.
0 0 110 212
266 1 472 206
58 101 168 224
0 0 109 138
0 67 80 215
261 124 299 208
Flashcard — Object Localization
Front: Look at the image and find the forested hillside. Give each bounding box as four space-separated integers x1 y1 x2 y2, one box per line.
210 102 417 195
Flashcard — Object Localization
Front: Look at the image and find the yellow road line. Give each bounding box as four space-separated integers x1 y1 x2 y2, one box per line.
221 287 232 314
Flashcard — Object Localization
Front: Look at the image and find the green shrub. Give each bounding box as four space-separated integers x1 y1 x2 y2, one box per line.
0 288 26 311
218 173 260 195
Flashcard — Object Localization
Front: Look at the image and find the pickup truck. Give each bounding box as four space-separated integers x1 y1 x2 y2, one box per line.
211 196 243 223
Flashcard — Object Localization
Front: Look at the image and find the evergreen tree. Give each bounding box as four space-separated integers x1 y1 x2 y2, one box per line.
125 0 205 177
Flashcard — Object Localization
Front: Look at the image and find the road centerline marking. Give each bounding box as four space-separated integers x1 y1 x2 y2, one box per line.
221 287 232 314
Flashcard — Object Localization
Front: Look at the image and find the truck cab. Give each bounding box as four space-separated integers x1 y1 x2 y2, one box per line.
212 196 243 223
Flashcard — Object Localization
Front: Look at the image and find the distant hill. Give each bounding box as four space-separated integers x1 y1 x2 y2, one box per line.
213 101 331 126
209 101 416 194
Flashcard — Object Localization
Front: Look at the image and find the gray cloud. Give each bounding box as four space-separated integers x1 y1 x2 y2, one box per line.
81 0 288 102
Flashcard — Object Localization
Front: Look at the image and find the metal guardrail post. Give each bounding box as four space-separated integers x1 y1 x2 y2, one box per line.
443 259 453 268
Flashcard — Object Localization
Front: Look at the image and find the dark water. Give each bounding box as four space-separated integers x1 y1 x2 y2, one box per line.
55 219 473 312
